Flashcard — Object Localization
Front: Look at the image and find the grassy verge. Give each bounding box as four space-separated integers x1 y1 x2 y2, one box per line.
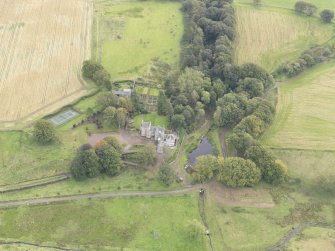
0 194 207 251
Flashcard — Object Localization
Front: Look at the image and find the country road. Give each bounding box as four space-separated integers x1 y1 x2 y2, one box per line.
0 186 201 208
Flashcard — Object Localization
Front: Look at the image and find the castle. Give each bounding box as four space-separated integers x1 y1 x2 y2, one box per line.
140 120 177 153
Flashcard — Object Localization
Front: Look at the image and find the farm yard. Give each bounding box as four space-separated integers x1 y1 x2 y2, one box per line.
234 3 335 71
93 0 183 79
0 0 91 125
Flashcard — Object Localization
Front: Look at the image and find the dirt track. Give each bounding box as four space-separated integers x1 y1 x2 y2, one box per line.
0 186 201 208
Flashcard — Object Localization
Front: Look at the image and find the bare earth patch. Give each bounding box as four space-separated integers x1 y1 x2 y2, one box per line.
207 181 275 208
0 0 90 123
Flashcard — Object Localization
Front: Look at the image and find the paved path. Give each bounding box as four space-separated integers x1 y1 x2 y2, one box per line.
0 186 201 208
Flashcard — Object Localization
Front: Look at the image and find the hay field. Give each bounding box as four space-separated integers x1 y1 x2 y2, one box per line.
0 0 90 123
93 0 183 79
262 62 335 150
235 5 334 71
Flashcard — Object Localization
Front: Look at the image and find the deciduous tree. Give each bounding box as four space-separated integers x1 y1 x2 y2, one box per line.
33 119 57 145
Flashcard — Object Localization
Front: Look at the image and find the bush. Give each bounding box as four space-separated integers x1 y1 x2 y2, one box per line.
71 149 100 180
294 1 317 16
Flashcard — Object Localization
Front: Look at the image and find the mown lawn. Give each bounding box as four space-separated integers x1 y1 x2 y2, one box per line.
0 194 208 251
234 3 335 71
94 0 183 79
133 112 168 129
262 62 335 150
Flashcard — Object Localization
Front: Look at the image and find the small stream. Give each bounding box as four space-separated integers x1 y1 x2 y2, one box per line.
188 136 213 164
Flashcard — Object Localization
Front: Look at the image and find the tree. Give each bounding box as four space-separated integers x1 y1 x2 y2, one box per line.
33 119 57 144
103 106 116 125
95 144 124 176
295 1 317 16
171 114 186 130
104 136 123 154
234 115 265 138
227 132 258 156
71 149 100 180
193 155 218 183
130 144 156 167
237 78 264 98
320 9 334 23
158 163 177 186
245 146 288 184
218 157 261 187
115 108 127 128
96 92 119 110
82 60 103 79
253 0 261 6
157 91 173 116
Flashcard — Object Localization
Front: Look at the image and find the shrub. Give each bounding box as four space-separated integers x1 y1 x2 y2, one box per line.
33 119 57 145
320 9 334 23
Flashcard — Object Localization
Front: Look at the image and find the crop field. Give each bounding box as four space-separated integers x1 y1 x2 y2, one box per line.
262 62 335 150
235 4 334 71
0 195 207 251
0 0 91 123
93 0 183 79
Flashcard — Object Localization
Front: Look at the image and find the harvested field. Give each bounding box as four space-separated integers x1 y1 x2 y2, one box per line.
0 0 90 123
235 5 334 71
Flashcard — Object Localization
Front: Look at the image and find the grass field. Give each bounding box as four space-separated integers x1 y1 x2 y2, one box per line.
0 195 207 251
235 4 334 72
262 62 335 150
94 0 183 79
286 227 335 251
0 129 87 185
133 113 168 129
0 168 181 202
0 0 90 122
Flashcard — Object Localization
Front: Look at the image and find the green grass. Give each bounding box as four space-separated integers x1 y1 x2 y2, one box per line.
95 0 183 79
148 87 160 97
0 169 181 202
0 129 87 185
235 3 335 72
262 61 335 150
133 113 168 129
0 194 207 251
236 0 335 11
207 128 223 156
286 227 335 251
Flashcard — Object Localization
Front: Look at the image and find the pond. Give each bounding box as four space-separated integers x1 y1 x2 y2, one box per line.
188 136 213 164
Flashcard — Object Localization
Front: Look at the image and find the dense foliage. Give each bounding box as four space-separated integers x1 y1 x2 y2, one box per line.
82 61 111 89
192 155 219 182
274 45 335 77
294 1 317 16
33 119 58 145
70 148 100 180
158 163 177 186
320 9 335 23
218 157 261 187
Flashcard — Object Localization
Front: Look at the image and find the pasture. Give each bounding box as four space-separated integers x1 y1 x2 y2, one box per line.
0 195 207 251
235 4 334 71
0 129 87 185
262 62 335 150
0 0 90 123
93 0 183 79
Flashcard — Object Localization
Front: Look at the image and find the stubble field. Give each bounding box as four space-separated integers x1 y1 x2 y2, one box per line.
235 4 334 71
0 0 90 123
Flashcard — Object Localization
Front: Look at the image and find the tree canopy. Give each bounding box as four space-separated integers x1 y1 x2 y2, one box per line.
33 119 57 145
